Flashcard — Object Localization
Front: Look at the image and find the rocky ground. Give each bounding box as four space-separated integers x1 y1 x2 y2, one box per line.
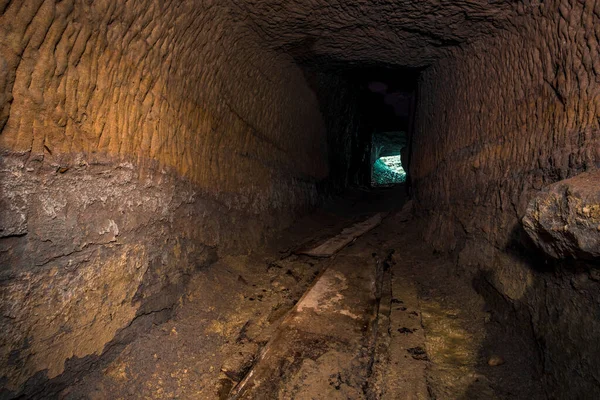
60 187 545 399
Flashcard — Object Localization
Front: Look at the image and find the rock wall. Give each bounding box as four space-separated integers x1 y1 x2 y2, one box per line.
308 71 363 191
0 0 330 395
412 0 600 396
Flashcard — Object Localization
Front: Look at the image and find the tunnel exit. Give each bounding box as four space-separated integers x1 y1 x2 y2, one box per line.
347 68 419 188
372 154 406 186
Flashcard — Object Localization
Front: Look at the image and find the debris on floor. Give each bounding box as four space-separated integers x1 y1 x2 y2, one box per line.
62 190 545 400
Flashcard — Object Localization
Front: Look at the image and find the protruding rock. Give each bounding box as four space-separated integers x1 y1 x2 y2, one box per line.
487 355 505 367
396 200 414 222
522 170 600 260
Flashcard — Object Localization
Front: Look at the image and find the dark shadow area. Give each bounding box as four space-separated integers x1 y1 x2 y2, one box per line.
465 269 546 400
462 222 600 399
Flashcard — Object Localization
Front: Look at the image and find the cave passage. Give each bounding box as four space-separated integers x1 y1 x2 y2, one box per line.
349 67 418 188
1 1 600 399
365 76 413 187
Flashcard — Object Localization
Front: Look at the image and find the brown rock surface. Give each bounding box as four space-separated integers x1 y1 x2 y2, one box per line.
409 0 600 397
0 0 331 394
523 170 600 260
233 0 517 68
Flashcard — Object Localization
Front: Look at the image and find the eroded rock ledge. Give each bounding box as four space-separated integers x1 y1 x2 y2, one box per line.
0 151 317 398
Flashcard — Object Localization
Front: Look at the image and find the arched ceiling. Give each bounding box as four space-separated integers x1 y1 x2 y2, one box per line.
232 0 520 68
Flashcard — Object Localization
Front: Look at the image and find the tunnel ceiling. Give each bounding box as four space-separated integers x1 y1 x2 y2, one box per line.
232 0 519 67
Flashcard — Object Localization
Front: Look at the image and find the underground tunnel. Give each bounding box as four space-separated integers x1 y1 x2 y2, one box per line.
1 0 600 398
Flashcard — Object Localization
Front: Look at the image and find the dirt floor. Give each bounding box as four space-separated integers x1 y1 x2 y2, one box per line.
61 187 546 399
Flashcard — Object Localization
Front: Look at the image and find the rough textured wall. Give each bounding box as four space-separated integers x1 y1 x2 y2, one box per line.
308 71 363 191
0 0 329 395
233 0 516 68
0 0 328 200
412 0 600 396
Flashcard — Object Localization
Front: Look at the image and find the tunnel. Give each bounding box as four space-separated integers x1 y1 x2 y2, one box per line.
1 0 600 398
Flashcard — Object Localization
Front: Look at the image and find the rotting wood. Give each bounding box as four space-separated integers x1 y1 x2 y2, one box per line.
296 213 386 257
228 253 381 399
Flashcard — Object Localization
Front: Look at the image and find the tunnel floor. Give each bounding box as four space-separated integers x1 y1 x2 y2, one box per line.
61 188 544 399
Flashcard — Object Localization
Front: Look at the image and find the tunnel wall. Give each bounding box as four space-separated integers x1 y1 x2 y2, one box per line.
0 1 329 395
412 1 600 396
309 71 363 191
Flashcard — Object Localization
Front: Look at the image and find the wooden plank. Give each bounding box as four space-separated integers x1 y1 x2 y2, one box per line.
228 254 381 399
296 213 385 257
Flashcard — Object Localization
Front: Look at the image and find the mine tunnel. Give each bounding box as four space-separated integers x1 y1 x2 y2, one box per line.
1 0 600 399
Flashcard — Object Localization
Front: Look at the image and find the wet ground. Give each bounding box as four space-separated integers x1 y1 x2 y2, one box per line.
62 187 545 399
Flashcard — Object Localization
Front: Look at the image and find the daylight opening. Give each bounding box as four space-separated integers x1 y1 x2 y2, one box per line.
346 67 419 188
372 154 406 186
